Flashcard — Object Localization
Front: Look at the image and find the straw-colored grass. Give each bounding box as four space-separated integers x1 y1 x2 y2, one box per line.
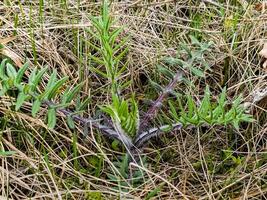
1 0 267 199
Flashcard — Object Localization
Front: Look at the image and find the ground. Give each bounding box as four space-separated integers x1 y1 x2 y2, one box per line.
0 0 267 199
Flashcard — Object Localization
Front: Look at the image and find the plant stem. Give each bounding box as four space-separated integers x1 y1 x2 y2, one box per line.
134 123 183 148
138 71 183 133
44 100 134 150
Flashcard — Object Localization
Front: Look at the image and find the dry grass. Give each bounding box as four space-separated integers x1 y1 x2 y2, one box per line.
1 0 267 199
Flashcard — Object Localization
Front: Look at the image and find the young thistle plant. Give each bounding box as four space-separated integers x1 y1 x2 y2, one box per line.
0 0 255 153
87 0 254 143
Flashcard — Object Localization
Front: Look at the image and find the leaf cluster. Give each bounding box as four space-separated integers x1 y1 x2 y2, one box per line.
0 59 89 129
162 35 213 78
107 154 147 190
100 94 139 137
86 0 129 94
168 87 254 129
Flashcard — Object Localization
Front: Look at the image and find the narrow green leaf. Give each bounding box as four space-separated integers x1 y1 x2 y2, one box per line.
190 67 205 77
0 59 8 79
32 67 48 87
64 82 84 104
29 67 37 83
0 150 16 156
114 36 129 52
180 43 192 56
145 187 161 200
47 108 56 129
89 54 106 66
168 100 179 121
47 76 68 99
149 79 163 92
109 27 123 45
76 96 91 111
114 47 128 63
67 115 75 129
32 99 42 117
102 0 109 26
90 66 108 78
46 69 57 90
189 35 201 45
157 65 174 79
0 85 8 96
15 62 29 86
15 92 28 111
187 94 196 118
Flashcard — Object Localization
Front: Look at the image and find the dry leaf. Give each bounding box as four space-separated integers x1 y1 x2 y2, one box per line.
255 2 267 11
1 47 23 67
0 36 23 68
259 43 267 69
0 36 16 45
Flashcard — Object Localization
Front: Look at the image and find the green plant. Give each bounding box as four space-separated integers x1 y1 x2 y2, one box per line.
0 59 88 130
162 35 213 78
107 154 147 191
0 0 255 158
0 150 16 156
168 87 254 129
86 0 129 95
100 94 139 138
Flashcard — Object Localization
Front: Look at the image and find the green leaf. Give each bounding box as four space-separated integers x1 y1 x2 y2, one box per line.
190 67 205 77
149 79 163 92
189 35 201 45
0 150 16 156
111 139 120 151
239 114 255 123
232 119 239 130
6 63 17 78
47 108 56 129
15 62 29 86
29 67 37 83
15 92 28 111
65 82 84 104
0 85 8 96
145 186 161 200
187 94 196 118
47 76 68 100
199 86 211 116
0 59 8 79
31 67 48 88
76 96 91 111
89 54 106 66
218 87 227 106
168 100 179 121
109 27 123 45
114 47 128 64
67 115 75 129
90 66 108 78
180 43 192 56
32 99 42 117
163 57 184 66
114 36 129 52
157 65 174 79
46 69 58 90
